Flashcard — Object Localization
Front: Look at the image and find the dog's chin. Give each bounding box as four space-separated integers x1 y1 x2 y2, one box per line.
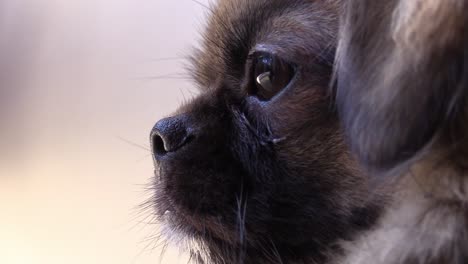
154 168 243 246
159 206 241 246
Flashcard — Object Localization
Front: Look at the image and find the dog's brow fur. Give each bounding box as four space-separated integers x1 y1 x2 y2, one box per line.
191 0 339 91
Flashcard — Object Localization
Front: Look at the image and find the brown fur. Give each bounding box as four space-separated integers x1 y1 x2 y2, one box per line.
335 0 468 263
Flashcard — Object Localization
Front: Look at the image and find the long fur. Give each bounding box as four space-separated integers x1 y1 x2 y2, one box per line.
334 0 468 263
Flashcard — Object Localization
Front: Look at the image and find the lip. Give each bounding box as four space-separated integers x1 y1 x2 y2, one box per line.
158 195 242 243
178 217 238 244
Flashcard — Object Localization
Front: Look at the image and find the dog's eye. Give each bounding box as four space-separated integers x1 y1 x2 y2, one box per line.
250 53 294 101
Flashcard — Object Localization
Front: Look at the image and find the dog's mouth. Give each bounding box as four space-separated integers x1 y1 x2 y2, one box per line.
157 191 243 244
152 155 250 239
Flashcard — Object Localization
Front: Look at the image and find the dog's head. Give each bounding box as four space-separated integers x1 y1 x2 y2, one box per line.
335 0 468 173
150 0 382 262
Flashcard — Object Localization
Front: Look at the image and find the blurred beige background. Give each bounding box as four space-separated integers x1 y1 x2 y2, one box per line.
0 1 208 263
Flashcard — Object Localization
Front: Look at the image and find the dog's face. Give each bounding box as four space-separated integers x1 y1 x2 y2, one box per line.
151 0 381 262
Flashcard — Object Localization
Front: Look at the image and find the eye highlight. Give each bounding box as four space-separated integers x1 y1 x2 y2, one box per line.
248 52 295 101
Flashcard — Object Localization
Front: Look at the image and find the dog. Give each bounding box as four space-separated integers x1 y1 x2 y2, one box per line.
334 0 468 263
150 0 386 263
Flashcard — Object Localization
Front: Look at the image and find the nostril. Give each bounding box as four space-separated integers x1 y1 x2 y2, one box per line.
151 115 194 158
152 132 167 156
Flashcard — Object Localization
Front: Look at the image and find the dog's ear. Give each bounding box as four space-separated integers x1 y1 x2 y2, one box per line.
334 0 468 172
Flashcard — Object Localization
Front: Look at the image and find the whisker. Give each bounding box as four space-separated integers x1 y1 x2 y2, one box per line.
136 154 152 163
268 239 284 264
132 73 191 81
185 88 198 98
131 229 166 264
147 57 186 62
116 136 151 152
190 0 211 11
236 180 248 264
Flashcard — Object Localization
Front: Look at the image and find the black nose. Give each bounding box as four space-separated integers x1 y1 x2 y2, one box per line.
151 115 192 157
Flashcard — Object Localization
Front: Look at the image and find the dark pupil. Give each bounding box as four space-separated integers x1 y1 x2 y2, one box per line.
253 54 293 101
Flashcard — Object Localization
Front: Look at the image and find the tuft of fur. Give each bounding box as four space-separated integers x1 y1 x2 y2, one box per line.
335 154 468 264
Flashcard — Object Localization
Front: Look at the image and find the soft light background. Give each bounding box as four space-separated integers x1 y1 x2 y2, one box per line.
0 1 209 263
